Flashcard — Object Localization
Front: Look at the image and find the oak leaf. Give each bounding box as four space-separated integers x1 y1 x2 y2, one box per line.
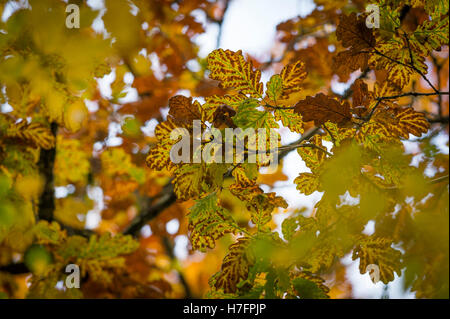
207 49 263 98
294 173 321 195
214 237 254 293
294 93 352 126
188 193 239 252
332 13 376 80
352 236 402 284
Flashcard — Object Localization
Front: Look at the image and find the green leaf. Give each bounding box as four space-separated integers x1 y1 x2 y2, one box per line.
266 74 283 102
188 193 240 252
292 277 329 299
233 99 279 130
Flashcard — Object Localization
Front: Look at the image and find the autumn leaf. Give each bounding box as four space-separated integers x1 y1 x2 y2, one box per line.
172 164 227 201
294 93 352 126
266 60 308 107
204 94 246 110
322 122 356 147
367 106 430 140
274 108 304 134
6 121 55 150
0 0 448 301
54 136 90 186
294 173 321 195
352 236 402 284
233 99 279 130
369 36 418 89
266 74 283 102
332 13 376 81
389 107 430 138
168 95 203 126
278 60 308 106
232 163 258 187
351 79 374 117
228 183 264 202
187 193 239 252
291 272 329 299
411 15 449 56
247 193 288 228
146 119 181 172
213 237 254 293
207 49 263 98
296 135 327 172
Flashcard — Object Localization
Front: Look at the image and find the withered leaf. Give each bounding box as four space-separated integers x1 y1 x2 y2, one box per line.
294 93 352 126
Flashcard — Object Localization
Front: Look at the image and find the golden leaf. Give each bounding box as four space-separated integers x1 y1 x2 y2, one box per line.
232 163 258 187
297 135 326 173
188 193 239 252
294 173 320 195
389 107 430 138
204 94 246 110
274 109 304 133
228 183 264 202
214 237 253 293
146 119 181 172
54 136 90 186
278 60 307 106
247 193 288 227
172 164 227 201
207 49 263 98
352 236 402 284
6 121 55 150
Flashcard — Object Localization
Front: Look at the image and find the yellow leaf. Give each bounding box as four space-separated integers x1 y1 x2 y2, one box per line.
204 94 245 110
54 136 90 186
6 121 55 150
172 164 227 201
228 183 264 202
297 135 326 173
390 107 430 138
207 49 263 98
64 100 88 133
294 172 320 195
278 60 307 106
146 119 180 172
14 174 44 200
352 236 402 284
213 237 254 293
188 193 239 252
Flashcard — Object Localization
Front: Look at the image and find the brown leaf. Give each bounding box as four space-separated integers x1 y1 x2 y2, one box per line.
351 79 374 117
294 93 352 126
168 95 202 125
332 13 375 81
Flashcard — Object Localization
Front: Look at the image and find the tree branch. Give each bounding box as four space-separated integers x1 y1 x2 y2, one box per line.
123 183 177 237
215 0 231 49
427 115 449 124
0 262 29 274
37 122 57 222
376 91 449 100
278 126 322 160
161 236 192 298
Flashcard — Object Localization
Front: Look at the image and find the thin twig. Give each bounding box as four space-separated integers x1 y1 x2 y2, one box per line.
161 236 193 298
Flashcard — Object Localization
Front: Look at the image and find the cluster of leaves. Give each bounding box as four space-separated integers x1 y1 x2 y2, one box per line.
146 1 448 298
0 0 449 299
